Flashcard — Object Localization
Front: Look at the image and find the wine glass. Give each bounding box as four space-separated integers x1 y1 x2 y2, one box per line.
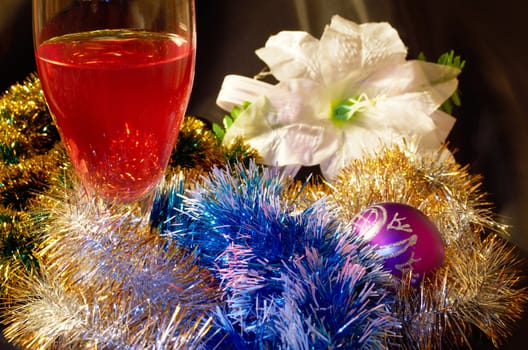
32 0 196 204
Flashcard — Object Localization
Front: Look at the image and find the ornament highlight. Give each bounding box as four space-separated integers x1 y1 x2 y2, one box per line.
351 202 445 285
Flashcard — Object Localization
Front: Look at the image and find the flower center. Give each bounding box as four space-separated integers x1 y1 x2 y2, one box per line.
332 93 374 126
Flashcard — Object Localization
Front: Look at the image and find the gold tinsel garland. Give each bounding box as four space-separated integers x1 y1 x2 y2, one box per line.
0 75 257 349
0 75 67 296
0 75 256 297
3 178 220 349
0 75 526 349
325 143 526 348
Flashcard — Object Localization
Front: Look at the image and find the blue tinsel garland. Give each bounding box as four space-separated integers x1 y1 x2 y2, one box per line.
151 162 399 349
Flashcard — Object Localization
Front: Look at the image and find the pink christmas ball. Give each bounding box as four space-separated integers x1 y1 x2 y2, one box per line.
351 202 445 286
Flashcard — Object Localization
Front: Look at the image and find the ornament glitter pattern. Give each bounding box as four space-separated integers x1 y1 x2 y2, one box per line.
351 202 445 286
219 15 461 180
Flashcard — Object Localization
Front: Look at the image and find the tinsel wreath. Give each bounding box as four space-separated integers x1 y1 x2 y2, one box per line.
153 161 398 349
0 75 256 295
0 74 67 296
0 75 256 349
0 75 526 349
327 143 528 349
2 171 223 349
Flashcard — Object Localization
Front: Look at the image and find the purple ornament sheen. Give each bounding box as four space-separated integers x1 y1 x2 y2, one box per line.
351 202 445 286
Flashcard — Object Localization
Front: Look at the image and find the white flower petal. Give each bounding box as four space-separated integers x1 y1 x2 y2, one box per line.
360 61 460 110
371 95 438 134
319 125 385 180
223 95 338 167
359 21 407 69
266 78 326 124
369 96 452 149
318 17 362 83
428 109 456 147
319 93 454 180
249 123 339 166
216 75 274 112
255 31 321 81
222 96 275 147
327 14 362 36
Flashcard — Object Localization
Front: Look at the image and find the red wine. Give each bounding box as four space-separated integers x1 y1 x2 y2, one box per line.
36 30 194 201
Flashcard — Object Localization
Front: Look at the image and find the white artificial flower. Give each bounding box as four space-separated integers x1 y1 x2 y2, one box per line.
221 15 461 180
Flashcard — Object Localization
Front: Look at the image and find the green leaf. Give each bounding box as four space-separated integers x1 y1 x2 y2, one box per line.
223 115 234 129
437 50 466 70
436 50 466 113
417 51 427 61
212 123 225 141
213 102 252 143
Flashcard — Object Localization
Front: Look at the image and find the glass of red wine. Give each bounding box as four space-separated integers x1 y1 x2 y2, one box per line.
32 0 196 204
